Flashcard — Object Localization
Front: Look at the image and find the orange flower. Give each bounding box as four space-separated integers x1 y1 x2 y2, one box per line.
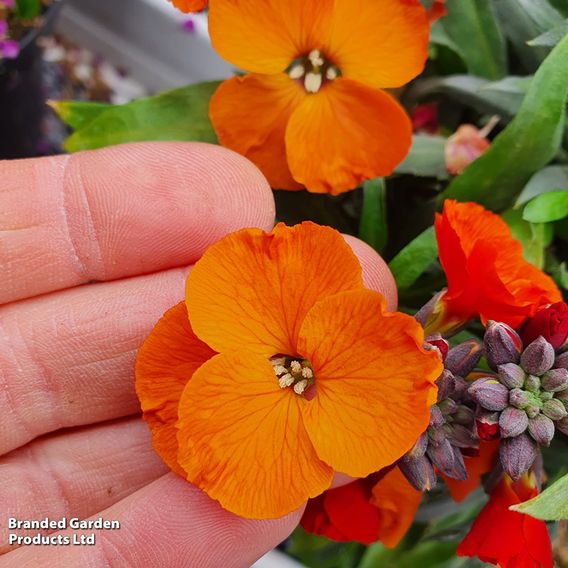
457 473 553 568
208 0 429 194
442 440 499 502
169 0 206 12
425 200 561 334
136 222 442 519
302 466 422 547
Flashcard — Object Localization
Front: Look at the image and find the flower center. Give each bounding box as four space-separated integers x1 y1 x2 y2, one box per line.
271 355 315 395
287 49 340 94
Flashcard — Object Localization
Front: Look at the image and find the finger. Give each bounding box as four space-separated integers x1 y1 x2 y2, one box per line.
0 142 274 305
0 474 303 568
0 417 167 553
0 234 398 456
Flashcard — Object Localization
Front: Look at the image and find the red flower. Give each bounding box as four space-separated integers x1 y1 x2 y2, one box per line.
301 467 421 547
521 302 568 350
457 473 553 568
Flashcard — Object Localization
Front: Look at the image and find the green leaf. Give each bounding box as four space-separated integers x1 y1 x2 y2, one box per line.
515 166 568 206
529 18 568 46
439 35 568 211
523 190 568 223
395 135 449 180
62 81 220 152
503 208 552 269
511 472 568 520
396 541 458 568
49 100 111 131
429 21 466 61
389 226 438 290
359 178 387 254
441 0 507 79
15 0 41 19
495 0 563 72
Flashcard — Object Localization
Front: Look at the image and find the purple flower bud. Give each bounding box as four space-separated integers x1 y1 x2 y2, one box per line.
398 455 437 491
452 376 470 400
542 368 568 392
556 389 568 405
429 405 445 428
499 407 529 438
428 426 446 445
475 411 500 441
498 363 526 389
521 337 555 376
469 378 509 411
528 414 555 446
425 333 449 361
484 321 522 370
448 424 478 448
509 388 531 409
499 433 538 480
435 370 455 400
526 405 540 419
445 339 483 378
407 432 429 458
557 416 568 436
524 374 541 393
543 398 568 421
555 352 568 370
415 290 445 331
438 397 458 415
427 439 467 480
453 404 474 426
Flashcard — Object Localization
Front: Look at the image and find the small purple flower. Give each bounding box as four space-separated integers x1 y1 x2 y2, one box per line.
1 39 19 59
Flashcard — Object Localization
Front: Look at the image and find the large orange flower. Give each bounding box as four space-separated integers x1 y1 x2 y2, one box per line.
301 466 422 547
208 0 429 194
169 0 206 12
136 222 442 519
426 200 561 334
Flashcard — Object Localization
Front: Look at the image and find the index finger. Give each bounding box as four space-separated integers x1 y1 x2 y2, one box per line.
0 142 275 305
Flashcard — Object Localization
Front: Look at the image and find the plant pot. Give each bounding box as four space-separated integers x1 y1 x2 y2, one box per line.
0 0 64 160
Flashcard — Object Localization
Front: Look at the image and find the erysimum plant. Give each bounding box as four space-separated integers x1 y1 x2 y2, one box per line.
50 0 568 566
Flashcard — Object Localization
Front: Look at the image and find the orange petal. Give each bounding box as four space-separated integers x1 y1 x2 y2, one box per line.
176 352 334 518
324 0 429 89
209 74 305 190
186 222 364 357
135 302 216 476
208 0 332 74
169 0 206 13
370 467 422 548
286 79 412 194
298 289 442 477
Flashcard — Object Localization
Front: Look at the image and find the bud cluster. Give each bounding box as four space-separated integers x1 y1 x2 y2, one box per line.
399 336 482 491
469 322 568 480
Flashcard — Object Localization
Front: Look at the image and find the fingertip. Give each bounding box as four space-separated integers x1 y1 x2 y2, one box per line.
343 235 398 311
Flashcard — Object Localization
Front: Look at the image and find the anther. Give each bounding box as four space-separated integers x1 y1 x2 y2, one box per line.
288 63 305 80
294 380 309 395
304 72 322 93
308 49 324 67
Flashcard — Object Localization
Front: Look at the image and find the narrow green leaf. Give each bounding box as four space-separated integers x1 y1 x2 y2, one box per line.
495 0 563 71
441 0 507 79
396 541 458 568
439 35 568 211
395 135 449 180
359 178 387 254
528 19 568 46
15 0 41 19
511 472 568 520
523 191 568 223
429 21 465 61
49 100 111 131
515 166 568 207
63 81 220 152
389 226 438 290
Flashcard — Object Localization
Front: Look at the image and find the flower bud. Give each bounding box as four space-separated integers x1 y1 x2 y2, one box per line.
428 425 446 445
499 433 537 480
407 432 429 458
528 414 555 446
520 337 555 376
476 411 500 441
435 369 455 400
557 416 568 436
497 363 526 389
542 368 568 392
448 424 478 448
524 374 541 393
526 405 540 419
429 405 445 428
556 389 568 405
445 339 483 378
521 302 568 350
555 352 568 370
425 333 449 361
452 376 470 400
453 404 474 426
398 455 437 491
469 378 509 411
438 397 458 415
499 407 529 438
427 439 467 479
543 398 568 421
484 321 522 370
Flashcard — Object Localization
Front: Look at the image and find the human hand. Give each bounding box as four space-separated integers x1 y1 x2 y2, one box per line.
0 142 397 567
